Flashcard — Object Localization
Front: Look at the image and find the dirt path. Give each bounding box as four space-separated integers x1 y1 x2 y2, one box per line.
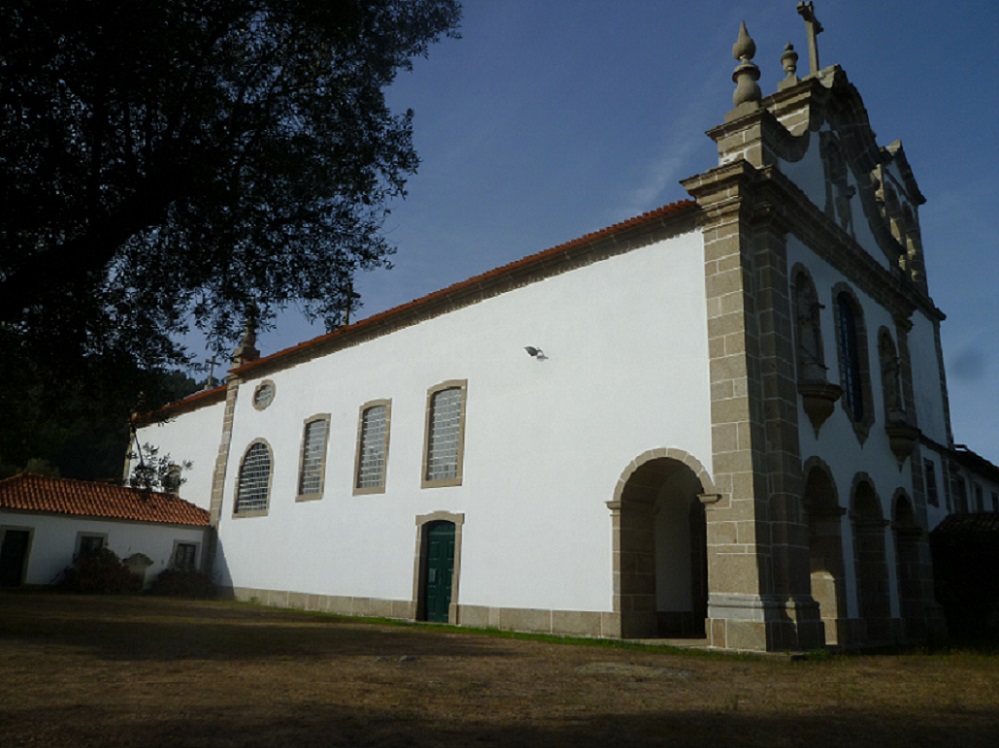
2 593 997 747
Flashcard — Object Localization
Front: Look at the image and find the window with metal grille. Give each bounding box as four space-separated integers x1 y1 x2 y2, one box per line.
426 387 463 483
836 293 864 421
356 404 388 490
253 381 275 410
298 417 329 497
235 441 271 513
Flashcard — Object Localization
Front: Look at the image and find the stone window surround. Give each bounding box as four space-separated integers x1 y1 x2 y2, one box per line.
832 283 875 444
421 379 468 489
296 413 331 502
232 438 274 518
353 399 392 496
170 539 201 571
251 380 276 411
75 531 107 556
411 511 464 624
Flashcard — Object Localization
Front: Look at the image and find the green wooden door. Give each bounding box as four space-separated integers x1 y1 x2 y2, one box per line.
0 529 30 587
424 521 455 622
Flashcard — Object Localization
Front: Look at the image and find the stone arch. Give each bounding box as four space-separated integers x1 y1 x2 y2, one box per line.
609 449 715 639
801 457 847 646
851 475 892 641
612 448 717 503
891 491 924 638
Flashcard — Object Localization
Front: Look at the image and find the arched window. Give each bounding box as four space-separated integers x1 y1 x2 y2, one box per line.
235 441 272 515
423 381 467 488
836 295 863 419
833 288 873 435
354 400 390 494
297 415 330 499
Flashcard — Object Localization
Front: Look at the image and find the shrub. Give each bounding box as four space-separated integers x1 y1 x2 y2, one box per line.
61 547 141 594
148 568 216 598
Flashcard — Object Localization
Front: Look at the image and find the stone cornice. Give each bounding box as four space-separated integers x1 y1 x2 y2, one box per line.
686 156 942 324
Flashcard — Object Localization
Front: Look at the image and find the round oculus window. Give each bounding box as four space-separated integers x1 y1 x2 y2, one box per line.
253 381 275 410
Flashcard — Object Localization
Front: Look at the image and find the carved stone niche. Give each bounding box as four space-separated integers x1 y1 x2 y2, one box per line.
885 421 920 467
798 381 843 436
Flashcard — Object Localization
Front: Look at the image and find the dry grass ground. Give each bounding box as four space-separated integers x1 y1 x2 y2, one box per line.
1 592 998 747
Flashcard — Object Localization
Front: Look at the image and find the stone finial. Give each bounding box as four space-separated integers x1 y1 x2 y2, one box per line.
781 42 799 79
232 318 259 366
731 21 762 109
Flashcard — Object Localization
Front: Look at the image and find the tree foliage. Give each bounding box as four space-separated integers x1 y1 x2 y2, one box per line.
1 0 460 351
0 0 460 475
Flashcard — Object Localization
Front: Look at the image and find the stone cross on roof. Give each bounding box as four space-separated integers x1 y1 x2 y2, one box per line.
796 1 824 75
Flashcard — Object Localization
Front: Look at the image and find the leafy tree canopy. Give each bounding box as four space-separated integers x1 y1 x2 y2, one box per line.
0 0 460 477
1 0 460 350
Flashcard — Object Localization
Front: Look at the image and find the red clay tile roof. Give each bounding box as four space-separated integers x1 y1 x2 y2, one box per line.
148 198 698 417
933 513 999 535
134 382 228 425
234 199 698 377
0 474 210 527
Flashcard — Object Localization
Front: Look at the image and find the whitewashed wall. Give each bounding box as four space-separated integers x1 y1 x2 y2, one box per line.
0 511 207 586
779 123 890 273
162 230 712 615
131 398 226 510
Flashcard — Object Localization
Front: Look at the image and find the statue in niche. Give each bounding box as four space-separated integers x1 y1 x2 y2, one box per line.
879 332 905 423
795 275 827 383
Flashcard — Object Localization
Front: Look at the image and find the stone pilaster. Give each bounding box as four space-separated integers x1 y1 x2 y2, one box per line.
205 377 240 573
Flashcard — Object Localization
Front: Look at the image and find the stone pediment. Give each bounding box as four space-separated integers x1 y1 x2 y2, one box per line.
703 66 927 293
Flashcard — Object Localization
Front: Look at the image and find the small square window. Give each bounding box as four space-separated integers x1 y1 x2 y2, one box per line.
172 542 198 572
76 534 106 557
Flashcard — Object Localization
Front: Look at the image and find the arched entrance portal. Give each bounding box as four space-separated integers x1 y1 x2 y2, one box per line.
614 454 709 639
852 480 891 641
893 494 924 639
802 462 847 646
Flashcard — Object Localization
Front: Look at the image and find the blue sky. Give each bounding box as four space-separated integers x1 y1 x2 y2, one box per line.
221 1 998 463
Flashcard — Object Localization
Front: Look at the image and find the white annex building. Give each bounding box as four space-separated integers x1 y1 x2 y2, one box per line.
131 10 999 652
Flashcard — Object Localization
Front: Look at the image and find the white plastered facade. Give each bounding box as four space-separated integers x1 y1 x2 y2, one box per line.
134 54 998 651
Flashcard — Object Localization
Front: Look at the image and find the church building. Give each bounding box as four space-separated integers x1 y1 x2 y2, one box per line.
129 8 998 652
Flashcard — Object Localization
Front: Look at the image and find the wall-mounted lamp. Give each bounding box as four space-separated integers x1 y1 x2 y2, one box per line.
524 346 546 359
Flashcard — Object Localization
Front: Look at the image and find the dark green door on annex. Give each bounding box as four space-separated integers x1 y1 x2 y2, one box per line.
424 521 455 623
